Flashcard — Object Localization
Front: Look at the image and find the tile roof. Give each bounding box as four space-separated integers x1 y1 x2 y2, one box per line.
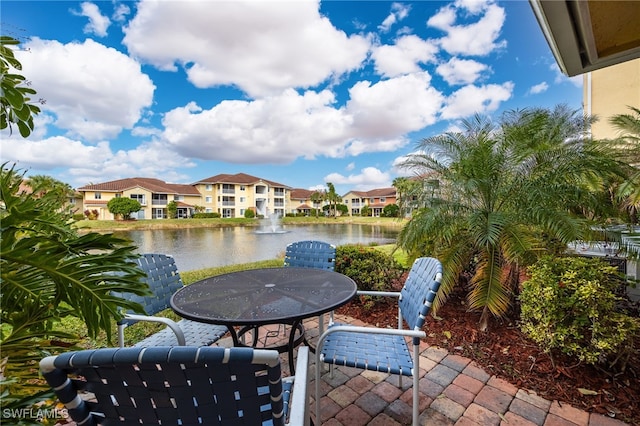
290 188 315 199
343 187 396 198
194 173 290 189
77 178 200 195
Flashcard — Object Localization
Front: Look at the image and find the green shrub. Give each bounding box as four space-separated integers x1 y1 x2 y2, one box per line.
519 256 639 369
192 212 220 218
244 209 255 218
335 245 405 309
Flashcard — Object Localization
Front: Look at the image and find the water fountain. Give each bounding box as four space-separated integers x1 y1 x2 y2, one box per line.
255 214 289 234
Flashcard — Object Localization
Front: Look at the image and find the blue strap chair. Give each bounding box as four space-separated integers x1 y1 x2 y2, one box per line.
40 346 310 426
116 253 228 347
315 257 443 426
283 240 336 270
277 240 336 344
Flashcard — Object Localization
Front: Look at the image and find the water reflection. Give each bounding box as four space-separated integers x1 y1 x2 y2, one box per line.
113 224 399 271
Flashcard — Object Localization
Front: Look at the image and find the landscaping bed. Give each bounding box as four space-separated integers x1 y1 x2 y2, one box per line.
336 286 640 425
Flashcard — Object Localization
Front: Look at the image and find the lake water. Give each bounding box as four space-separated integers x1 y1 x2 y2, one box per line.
114 223 399 271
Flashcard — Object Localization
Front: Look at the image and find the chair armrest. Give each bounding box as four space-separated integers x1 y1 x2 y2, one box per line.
121 314 186 346
319 324 425 343
286 346 310 426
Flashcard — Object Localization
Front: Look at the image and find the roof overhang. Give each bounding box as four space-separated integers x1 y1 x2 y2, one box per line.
529 0 640 76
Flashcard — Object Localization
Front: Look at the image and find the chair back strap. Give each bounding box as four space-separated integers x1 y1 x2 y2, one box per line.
399 257 443 339
40 346 286 426
115 254 183 320
284 240 336 270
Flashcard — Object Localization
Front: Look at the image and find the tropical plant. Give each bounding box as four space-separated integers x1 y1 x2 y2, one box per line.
310 191 325 218
609 106 640 224
167 200 178 219
398 105 626 330
0 164 148 424
382 203 400 218
0 36 42 137
360 205 371 217
107 197 141 220
25 174 75 210
325 183 342 217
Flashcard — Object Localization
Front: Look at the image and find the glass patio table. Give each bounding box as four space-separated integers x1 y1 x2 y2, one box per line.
170 267 357 373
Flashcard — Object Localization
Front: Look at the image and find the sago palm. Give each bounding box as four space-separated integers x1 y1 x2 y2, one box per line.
398 106 626 331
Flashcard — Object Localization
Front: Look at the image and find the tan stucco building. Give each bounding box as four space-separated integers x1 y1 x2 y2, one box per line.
583 58 640 140
193 173 291 218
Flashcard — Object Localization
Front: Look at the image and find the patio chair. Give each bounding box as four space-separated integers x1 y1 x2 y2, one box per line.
315 257 443 426
40 345 310 426
116 253 228 347
283 240 336 270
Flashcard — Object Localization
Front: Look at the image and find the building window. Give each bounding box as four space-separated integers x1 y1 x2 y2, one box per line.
205 196 212 203
240 197 246 203
205 208 212 213
240 209 245 216
130 194 146 205
115 193 121 198
174 195 184 201
94 192 101 199
380 197 386 203
205 184 212 191
240 185 246 191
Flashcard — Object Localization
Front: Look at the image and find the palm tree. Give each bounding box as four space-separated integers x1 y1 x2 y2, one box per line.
325 183 342 218
310 190 325 218
609 106 640 224
398 106 626 331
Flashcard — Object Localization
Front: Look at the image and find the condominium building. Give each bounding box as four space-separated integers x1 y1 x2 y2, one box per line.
342 187 397 217
77 178 202 220
192 173 291 218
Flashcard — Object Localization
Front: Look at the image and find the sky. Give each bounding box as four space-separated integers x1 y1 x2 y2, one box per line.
1 0 583 195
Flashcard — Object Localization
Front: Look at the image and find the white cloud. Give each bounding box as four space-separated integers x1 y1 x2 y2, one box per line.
73 2 110 37
112 3 131 23
441 81 514 119
372 35 438 77
1 135 193 187
378 2 411 32
161 73 444 165
528 82 549 95
436 57 489 85
324 167 392 191
17 38 155 141
346 72 444 138
123 0 370 97
346 162 355 171
428 3 506 56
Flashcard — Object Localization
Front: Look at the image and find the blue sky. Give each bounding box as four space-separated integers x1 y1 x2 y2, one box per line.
1 0 583 195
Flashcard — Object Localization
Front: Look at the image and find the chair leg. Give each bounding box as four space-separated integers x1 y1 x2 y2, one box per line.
412 343 420 426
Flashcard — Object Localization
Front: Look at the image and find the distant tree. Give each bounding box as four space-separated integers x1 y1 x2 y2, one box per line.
360 205 371 217
325 183 342 217
382 203 400 217
1 36 42 137
167 201 178 219
392 177 423 217
244 209 255 218
310 191 325 218
193 205 205 213
107 197 141 220
26 174 74 210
